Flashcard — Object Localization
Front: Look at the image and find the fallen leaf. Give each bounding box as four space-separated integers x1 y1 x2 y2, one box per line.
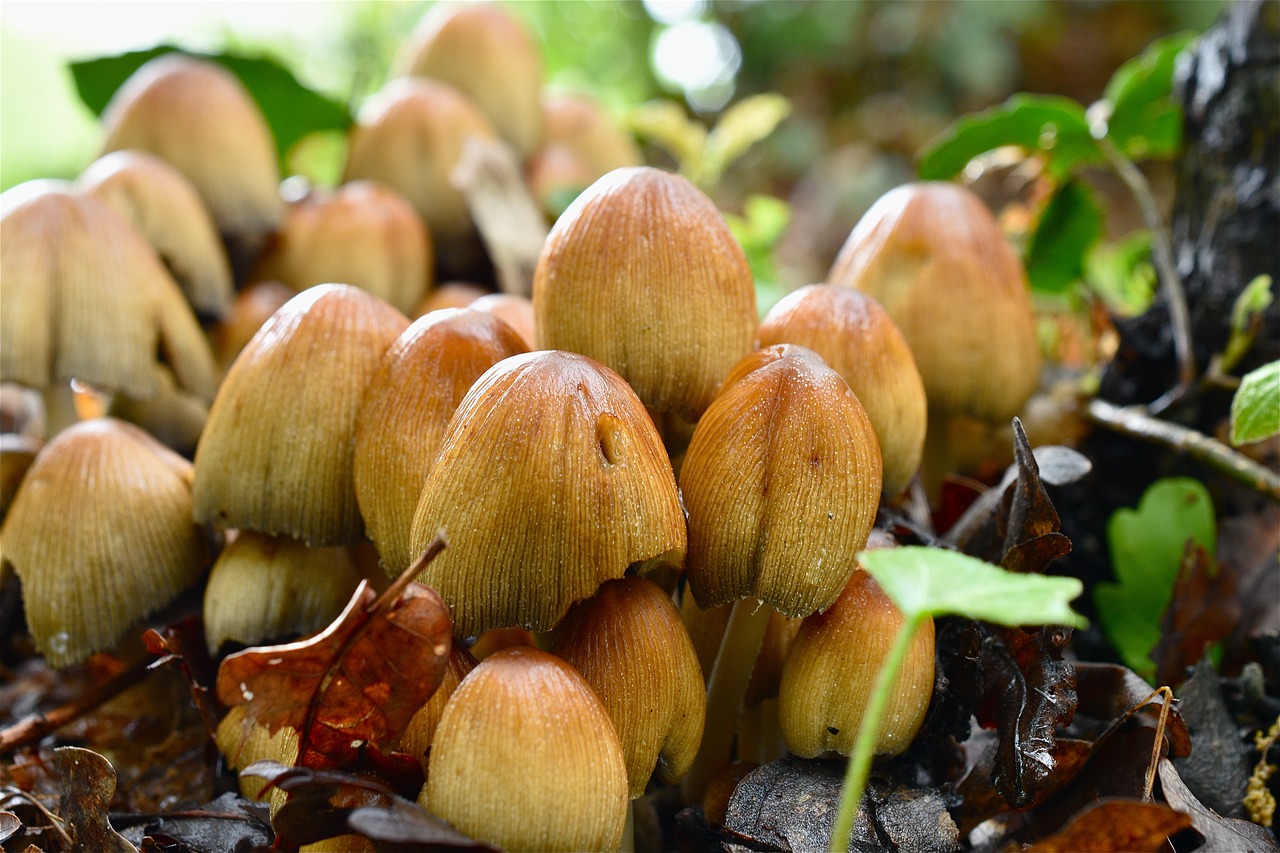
216 539 452 771
1073 662 1190 757
55 746 139 853
141 617 220 734
1172 660 1251 817
1152 542 1239 686
114 792 272 853
1023 799 1193 852
1159 757 1280 852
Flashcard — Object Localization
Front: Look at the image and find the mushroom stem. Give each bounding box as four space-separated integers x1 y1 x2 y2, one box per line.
41 383 79 436
739 697 784 765
681 597 772 805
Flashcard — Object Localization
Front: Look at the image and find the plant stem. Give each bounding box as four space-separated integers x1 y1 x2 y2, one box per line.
1099 138 1195 410
829 614 924 853
1085 398 1280 501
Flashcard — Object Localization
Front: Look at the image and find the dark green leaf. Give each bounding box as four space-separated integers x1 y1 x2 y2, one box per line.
1026 181 1104 295
70 46 350 164
917 94 1100 181
1100 33 1196 159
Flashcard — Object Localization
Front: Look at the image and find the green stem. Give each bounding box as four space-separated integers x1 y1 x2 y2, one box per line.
829 614 925 853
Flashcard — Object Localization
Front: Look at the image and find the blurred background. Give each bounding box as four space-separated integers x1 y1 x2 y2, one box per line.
1 0 1227 288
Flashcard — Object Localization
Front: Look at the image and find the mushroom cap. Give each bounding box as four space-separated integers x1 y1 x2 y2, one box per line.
395 2 544 158
253 181 434 316
408 349 686 637
533 166 758 421
424 646 629 852
468 292 536 350
680 344 882 617
354 308 528 574
397 640 478 771
528 93 642 214
779 567 935 758
100 53 283 238
0 183 219 403
78 150 234 319
344 77 498 246
210 280 296 369
0 418 207 667
827 181 1041 423
760 284 927 497
193 284 409 545
202 531 364 651
552 576 706 797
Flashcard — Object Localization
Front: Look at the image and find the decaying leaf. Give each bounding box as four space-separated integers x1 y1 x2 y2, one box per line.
215 540 452 771
55 746 138 853
1159 758 1280 853
1022 799 1193 852
1151 541 1239 687
115 791 272 853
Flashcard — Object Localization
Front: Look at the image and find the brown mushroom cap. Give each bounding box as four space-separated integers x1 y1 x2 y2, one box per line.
78 150 234 319
0 418 207 667
0 183 219 404
680 344 881 617
468 292 536 350
552 576 706 797
210 280 296 370
528 93 642 214
354 308 528 574
193 284 409 545
827 181 1041 423
408 349 686 637
395 2 544 158
397 640 478 771
99 54 283 239
779 567 935 758
759 284 927 497
533 166 758 422
424 646 629 852
252 181 435 316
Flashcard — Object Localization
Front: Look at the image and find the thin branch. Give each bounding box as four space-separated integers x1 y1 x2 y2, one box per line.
1099 138 1196 411
1086 398 1280 501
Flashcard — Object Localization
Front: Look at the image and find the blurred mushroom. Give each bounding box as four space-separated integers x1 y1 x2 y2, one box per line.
468 292 536 349
527 92 642 217
413 281 490 317
210 280 295 370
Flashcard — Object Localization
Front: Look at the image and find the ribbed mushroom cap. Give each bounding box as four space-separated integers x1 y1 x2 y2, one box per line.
468 292 536 350
0 418 207 667
395 2 544 158
397 640 478 771
827 181 1040 423
760 284 927 497
779 567 935 758
533 166 758 421
354 308 528 574
552 576 706 797
202 531 364 651
193 284 410 545
344 77 498 247
424 646 629 852
253 181 434 316
0 183 220 403
99 54 283 238
413 281 489 317
78 150 234 319
408 350 686 637
214 705 299 812
681 344 881 617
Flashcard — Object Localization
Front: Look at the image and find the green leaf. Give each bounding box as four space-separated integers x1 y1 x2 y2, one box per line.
70 46 351 165
1026 181 1104 294
1230 361 1280 446
858 547 1087 629
1098 32 1196 159
1221 275 1274 372
627 100 708 183
704 93 791 185
1084 230 1157 316
1096 478 1216 680
917 94 1101 182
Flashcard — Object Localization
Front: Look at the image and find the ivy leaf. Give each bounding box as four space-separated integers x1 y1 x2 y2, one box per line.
627 99 708 182
916 94 1101 182
704 93 791 185
1096 32 1196 159
1084 230 1157 316
70 46 351 164
1230 360 1280 446
1026 181 1103 295
1096 478 1217 682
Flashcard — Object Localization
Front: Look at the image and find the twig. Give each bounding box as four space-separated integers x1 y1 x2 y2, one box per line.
0 653 158 754
1099 138 1196 411
1085 398 1280 501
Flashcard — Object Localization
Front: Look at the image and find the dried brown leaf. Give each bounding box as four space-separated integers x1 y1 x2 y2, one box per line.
1152 541 1240 687
54 747 138 853
1023 799 1193 852
1159 758 1280 853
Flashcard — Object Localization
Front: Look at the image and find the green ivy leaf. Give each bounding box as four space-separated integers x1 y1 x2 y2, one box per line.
917 94 1101 182
858 547 1087 629
1084 230 1157 316
1230 361 1280 446
1026 181 1103 295
1098 32 1196 159
70 46 350 165
1096 478 1216 681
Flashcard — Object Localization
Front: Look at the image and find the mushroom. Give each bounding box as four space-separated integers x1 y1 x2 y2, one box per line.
533 166 758 423
1 418 208 667
407 350 686 638
354 308 527 574
413 281 491 317
395 2 544 159
678 344 882 801
193 284 409 546
468 292 536 350
210 280 295 370
527 92 642 216
397 640 478 771
759 284 927 497
252 181 435 316
423 646 629 852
